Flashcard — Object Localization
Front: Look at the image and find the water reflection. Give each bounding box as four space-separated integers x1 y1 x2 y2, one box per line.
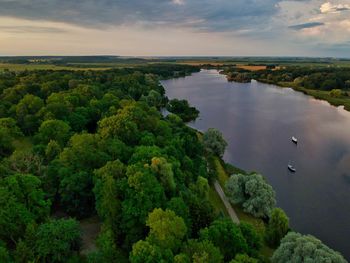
162 69 350 259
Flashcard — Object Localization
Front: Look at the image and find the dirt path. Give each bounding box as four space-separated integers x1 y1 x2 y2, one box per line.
214 180 240 224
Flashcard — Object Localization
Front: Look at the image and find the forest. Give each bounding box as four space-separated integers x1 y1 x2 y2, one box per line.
0 64 347 263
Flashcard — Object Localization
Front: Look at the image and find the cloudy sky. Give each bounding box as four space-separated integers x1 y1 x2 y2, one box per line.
0 0 349 57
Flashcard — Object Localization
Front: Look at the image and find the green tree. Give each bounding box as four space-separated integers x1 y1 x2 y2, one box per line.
200 219 249 261
4 173 50 221
265 208 289 247
203 128 228 157
146 208 187 252
130 240 171 263
272 232 346 263
35 219 81 263
226 173 276 218
37 119 71 146
15 94 44 134
151 157 176 196
183 239 223 263
230 254 258 263
166 99 199 122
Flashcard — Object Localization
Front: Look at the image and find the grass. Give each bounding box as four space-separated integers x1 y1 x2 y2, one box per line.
208 186 229 217
209 155 275 259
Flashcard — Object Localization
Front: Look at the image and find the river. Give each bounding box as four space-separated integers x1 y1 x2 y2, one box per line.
161 69 350 259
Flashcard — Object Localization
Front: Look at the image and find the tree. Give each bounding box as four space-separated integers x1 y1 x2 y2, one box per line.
15 94 44 134
265 208 289 247
203 128 228 157
183 239 223 263
166 99 199 122
130 240 171 263
330 89 342 98
272 232 346 263
150 157 176 196
4 173 50 221
146 208 187 252
226 173 276 218
93 160 125 235
199 219 249 261
230 254 258 263
35 219 81 263
37 119 71 146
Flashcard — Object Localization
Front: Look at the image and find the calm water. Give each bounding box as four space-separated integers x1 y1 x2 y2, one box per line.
162 69 350 259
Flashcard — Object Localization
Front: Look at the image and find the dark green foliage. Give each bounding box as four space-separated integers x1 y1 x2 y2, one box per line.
35 219 81 262
200 219 248 261
265 208 289 247
166 99 199 122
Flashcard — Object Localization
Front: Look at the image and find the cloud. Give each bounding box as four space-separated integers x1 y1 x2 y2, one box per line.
289 22 325 30
0 0 286 32
0 25 66 33
320 2 350 13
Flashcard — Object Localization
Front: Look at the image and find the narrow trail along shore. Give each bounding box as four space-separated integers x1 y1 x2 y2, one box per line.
214 180 240 224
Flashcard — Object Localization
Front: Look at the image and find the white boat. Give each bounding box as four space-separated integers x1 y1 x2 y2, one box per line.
292 136 298 144
288 164 296 173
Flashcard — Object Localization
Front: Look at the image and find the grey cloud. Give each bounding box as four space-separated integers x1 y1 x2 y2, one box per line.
0 0 299 32
0 25 67 33
289 22 325 30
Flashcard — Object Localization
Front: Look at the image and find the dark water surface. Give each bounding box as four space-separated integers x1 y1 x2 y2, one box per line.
162 69 350 259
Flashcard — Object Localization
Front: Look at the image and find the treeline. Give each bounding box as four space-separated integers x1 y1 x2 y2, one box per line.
223 66 350 91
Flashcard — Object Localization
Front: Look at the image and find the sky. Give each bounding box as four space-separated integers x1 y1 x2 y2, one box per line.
0 0 349 57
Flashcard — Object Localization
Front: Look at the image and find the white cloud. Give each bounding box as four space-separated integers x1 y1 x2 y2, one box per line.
320 2 350 13
172 0 185 5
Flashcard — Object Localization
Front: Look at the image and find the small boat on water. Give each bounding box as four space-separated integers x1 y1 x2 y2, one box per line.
292 136 298 144
288 164 296 173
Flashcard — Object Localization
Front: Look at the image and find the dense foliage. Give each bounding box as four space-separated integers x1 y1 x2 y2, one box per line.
226 173 276 218
272 232 347 263
0 65 346 262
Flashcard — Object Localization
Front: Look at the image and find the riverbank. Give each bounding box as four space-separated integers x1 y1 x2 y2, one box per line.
222 70 350 112
261 79 350 111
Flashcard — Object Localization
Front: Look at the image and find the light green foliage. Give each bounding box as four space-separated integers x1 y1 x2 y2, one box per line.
0 117 22 137
37 119 71 146
203 128 228 157
130 240 170 263
265 208 289 247
272 232 347 263
146 208 187 252
183 239 223 263
330 89 342 98
195 176 210 200
151 157 176 196
174 253 191 263
226 173 276 218
166 197 192 232
230 254 258 263
35 218 81 263
93 160 125 233
45 140 62 161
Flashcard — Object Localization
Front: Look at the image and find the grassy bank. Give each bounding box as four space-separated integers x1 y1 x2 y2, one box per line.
207 155 275 259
